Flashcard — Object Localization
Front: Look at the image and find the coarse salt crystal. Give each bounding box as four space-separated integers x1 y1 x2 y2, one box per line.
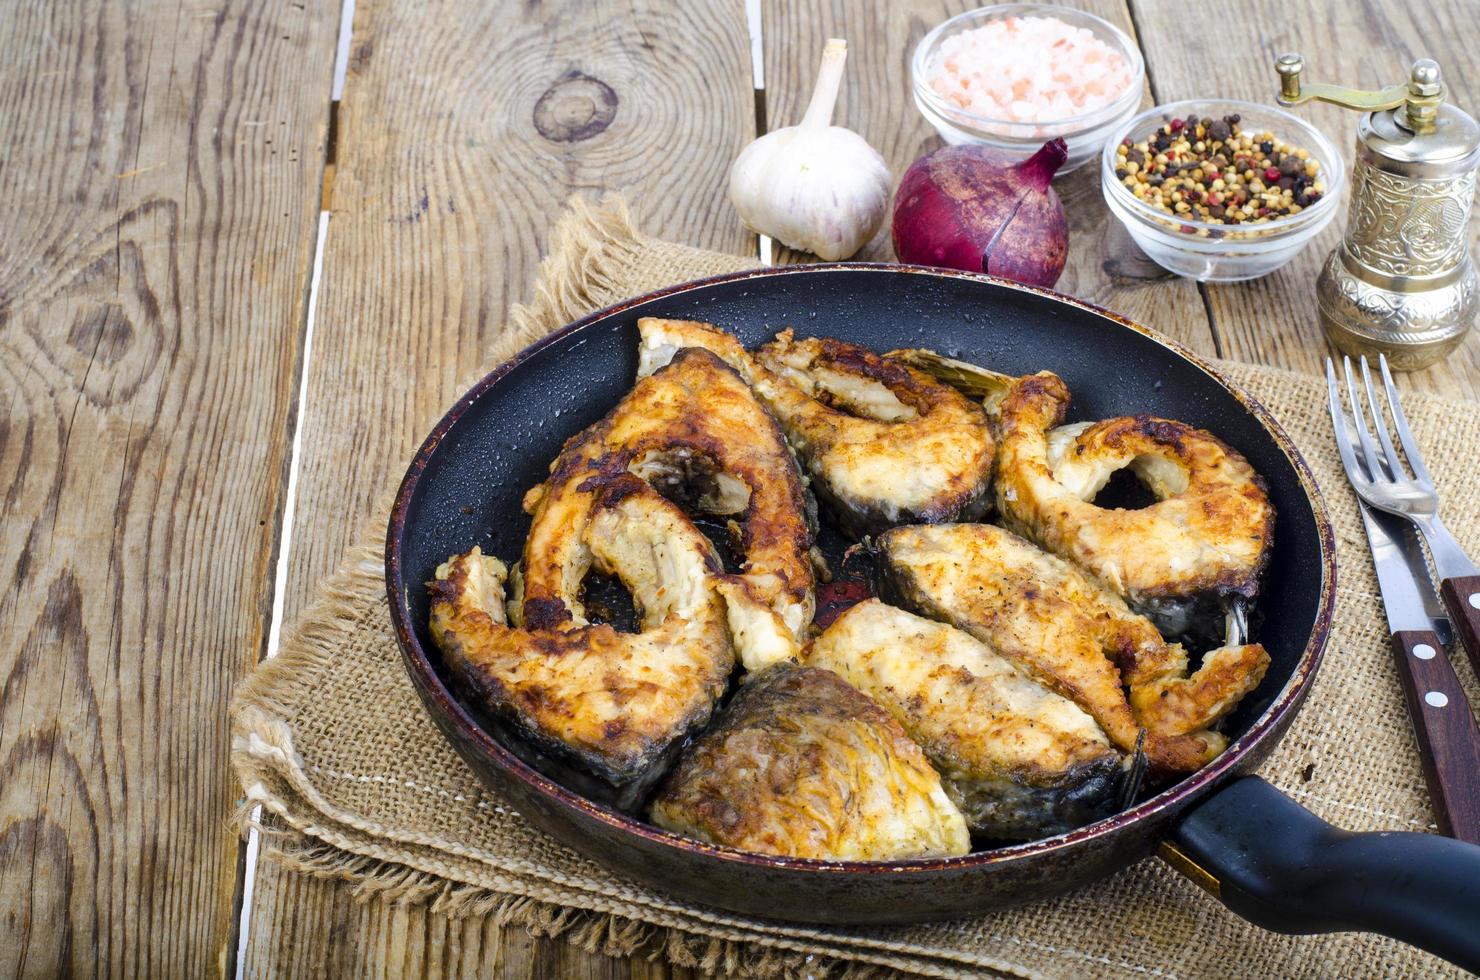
927 15 1133 135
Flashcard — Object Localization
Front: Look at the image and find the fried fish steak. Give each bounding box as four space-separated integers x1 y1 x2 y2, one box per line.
635 318 994 538
996 373 1274 640
430 482 734 810
517 346 814 670
890 352 1275 643
806 599 1126 839
876 523 1270 774
649 663 971 860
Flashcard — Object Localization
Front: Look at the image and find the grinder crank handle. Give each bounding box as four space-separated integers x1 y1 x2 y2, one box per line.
1164 776 1480 971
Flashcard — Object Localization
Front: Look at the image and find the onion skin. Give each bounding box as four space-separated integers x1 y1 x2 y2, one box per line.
891 139 1069 288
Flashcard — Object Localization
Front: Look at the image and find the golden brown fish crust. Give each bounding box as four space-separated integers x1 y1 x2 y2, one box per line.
806 600 1127 838
636 318 995 538
429 482 734 809
994 371 1274 618
876 523 1270 774
428 350 819 807
519 346 814 659
650 663 971 860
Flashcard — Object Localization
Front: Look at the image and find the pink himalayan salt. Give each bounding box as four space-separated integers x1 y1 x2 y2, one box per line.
928 15 1133 127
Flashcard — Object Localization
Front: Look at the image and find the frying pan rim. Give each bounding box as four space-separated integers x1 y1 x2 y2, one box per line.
386 262 1336 875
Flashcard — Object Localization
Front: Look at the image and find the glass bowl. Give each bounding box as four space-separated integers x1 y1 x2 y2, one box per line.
911 4 1145 173
1100 100 1346 282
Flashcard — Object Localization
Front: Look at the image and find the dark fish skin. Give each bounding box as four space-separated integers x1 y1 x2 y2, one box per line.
1134 592 1238 649
649 663 970 860
947 755 1128 840
449 669 695 813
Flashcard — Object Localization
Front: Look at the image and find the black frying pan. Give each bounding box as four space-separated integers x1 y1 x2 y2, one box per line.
386 265 1480 969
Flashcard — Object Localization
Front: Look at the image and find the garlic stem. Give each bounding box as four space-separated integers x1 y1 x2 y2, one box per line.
800 39 848 131
726 35 889 260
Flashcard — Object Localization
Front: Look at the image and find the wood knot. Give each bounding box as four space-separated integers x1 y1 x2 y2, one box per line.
532 71 618 143
67 302 134 367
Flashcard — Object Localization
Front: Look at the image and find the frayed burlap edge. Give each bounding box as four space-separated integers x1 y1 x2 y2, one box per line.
500 194 754 366
505 194 647 347
240 810 964 980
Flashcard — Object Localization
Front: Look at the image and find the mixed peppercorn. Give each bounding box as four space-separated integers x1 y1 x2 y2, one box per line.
1114 113 1325 230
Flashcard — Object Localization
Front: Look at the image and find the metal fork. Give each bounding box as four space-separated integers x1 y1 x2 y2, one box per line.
1329 354 1480 843
1327 353 1480 679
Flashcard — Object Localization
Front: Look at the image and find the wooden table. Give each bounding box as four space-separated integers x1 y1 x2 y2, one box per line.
4 1 1478 976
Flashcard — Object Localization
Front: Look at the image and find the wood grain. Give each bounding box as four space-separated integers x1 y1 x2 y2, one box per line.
763 0 1219 358
241 0 754 975
1131 0 1480 398
244 866 700 979
1388 628 1480 845
0 1 337 976
276 0 756 631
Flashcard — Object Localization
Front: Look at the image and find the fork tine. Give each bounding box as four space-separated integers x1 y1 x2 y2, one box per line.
1379 353 1435 485
1359 356 1402 481
1326 357 1371 485
1343 355 1387 483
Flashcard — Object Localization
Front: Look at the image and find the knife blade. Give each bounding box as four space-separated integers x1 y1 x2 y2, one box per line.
1357 497 1452 644
1401 522 1454 648
1356 490 1480 844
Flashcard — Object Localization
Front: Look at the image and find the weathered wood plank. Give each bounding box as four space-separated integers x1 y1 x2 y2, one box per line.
243 0 753 975
276 0 756 630
0 1 338 976
763 0 1219 358
1132 0 1480 398
243 868 700 979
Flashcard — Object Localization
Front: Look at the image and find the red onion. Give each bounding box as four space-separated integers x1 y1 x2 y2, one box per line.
891 139 1069 287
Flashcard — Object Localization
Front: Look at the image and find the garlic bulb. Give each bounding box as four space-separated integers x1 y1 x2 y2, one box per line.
728 39 890 261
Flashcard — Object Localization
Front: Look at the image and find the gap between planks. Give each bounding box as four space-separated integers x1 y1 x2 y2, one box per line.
1123 0 1224 359
230 1 356 976
745 0 773 266
231 210 330 980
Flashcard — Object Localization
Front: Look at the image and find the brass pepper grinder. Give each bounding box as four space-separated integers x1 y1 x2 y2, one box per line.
1276 53 1479 369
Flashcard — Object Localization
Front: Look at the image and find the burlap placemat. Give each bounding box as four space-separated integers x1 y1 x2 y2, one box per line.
232 196 1480 979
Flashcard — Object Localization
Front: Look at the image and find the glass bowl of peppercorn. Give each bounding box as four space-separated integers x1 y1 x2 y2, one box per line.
1100 100 1345 282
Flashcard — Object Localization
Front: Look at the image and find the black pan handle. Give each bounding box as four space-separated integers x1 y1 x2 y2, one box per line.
1165 776 1480 971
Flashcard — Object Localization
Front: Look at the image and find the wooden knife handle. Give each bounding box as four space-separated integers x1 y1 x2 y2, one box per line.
1391 629 1480 845
1439 575 1480 681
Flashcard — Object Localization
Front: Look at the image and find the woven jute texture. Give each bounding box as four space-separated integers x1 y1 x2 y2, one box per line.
232 196 1480 979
